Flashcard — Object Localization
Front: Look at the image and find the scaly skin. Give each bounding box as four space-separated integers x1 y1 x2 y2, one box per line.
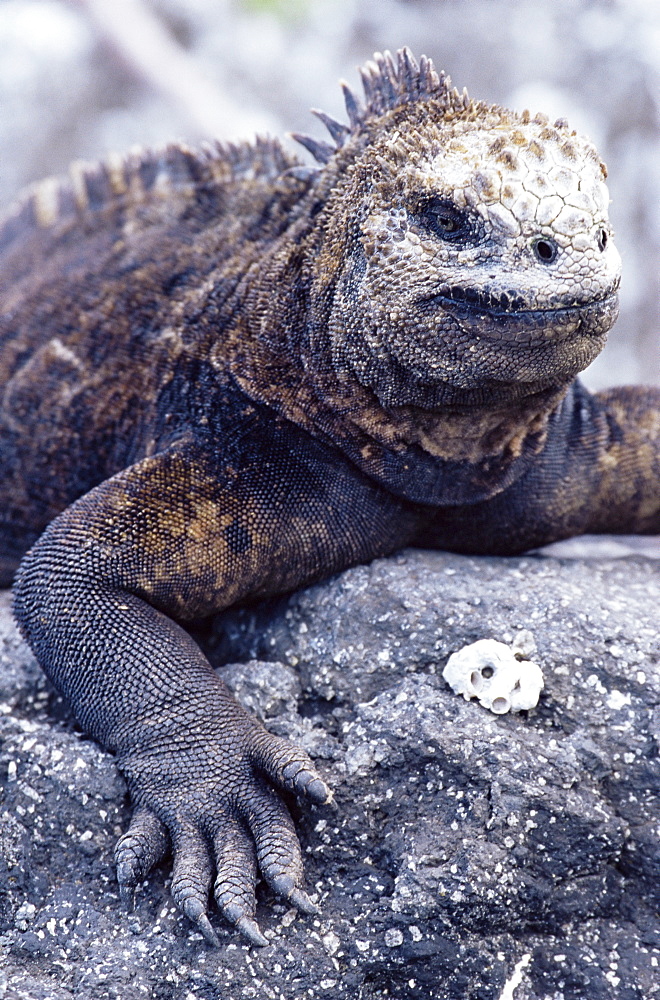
1 49 657 945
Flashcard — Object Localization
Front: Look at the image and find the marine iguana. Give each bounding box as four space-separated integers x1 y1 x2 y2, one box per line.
1 48 657 946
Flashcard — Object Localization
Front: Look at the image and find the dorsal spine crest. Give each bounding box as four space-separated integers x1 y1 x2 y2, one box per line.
0 136 298 249
293 47 473 165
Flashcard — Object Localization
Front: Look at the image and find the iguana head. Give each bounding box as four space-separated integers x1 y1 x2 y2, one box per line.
300 49 621 405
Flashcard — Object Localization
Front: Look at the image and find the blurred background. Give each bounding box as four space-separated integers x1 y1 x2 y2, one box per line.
0 0 658 388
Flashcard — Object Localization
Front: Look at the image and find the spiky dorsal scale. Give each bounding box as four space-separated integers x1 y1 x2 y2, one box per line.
294 47 479 165
341 82 365 128
0 136 300 255
359 49 463 117
288 133 336 165
310 109 350 146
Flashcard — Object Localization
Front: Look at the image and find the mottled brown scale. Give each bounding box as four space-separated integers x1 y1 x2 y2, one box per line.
488 135 508 155
1 48 657 948
528 140 546 160
496 149 519 170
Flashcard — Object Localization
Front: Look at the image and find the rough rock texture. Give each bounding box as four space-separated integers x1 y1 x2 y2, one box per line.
1 548 658 999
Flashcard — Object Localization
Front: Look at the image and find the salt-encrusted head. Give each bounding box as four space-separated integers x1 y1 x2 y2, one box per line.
302 50 621 403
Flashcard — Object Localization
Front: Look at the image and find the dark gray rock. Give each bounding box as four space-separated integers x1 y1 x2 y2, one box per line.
1 551 659 1000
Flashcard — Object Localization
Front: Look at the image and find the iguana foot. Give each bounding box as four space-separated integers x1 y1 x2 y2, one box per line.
114 728 331 946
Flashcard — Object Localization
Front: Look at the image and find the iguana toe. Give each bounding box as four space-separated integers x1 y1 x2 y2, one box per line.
115 807 170 909
252 732 333 804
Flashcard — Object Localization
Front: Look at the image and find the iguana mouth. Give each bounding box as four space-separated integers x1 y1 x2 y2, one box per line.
425 286 620 343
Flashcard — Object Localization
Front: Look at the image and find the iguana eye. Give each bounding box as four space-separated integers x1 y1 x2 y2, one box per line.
435 214 459 234
417 198 469 242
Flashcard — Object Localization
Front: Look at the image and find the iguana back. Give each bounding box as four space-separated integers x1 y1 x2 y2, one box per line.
0 138 309 561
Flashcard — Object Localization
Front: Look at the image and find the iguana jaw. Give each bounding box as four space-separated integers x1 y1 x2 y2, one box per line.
423 285 620 345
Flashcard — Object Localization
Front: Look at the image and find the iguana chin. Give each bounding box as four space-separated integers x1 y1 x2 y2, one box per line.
0 48 657 947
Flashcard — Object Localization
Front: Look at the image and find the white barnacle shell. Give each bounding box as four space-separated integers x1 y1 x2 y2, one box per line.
442 638 544 714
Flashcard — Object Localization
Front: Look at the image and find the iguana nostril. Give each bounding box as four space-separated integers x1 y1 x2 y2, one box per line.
597 229 608 252
532 237 558 264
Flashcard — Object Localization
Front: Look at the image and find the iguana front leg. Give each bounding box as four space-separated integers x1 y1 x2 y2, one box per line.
415 381 659 555
588 385 660 534
13 432 416 945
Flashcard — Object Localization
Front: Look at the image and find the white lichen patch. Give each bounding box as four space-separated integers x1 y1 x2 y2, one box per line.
443 638 544 714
